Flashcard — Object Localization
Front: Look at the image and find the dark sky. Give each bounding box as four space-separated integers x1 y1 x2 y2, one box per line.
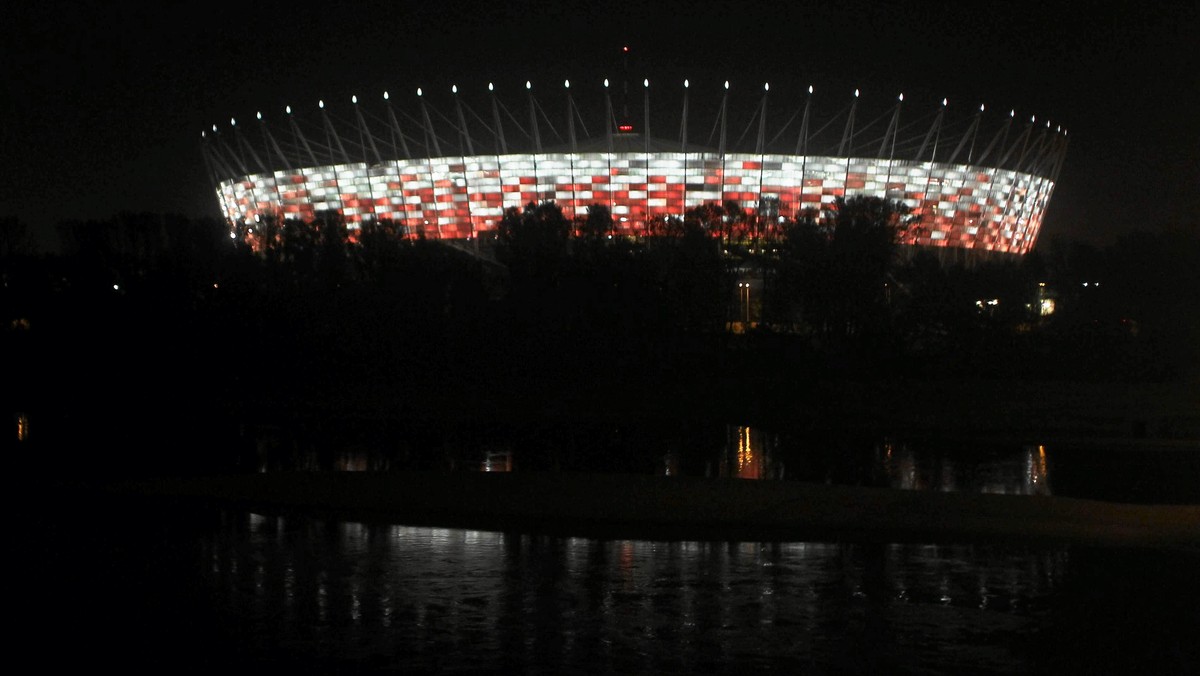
3 0 1196 251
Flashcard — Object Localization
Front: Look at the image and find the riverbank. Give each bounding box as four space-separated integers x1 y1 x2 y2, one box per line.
93 471 1200 550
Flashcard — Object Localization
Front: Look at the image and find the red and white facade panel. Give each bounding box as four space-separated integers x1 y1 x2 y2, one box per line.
218 152 1053 254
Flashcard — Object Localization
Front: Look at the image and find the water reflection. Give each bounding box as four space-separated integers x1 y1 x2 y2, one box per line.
200 512 1071 672
481 448 513 472
716 425 782 479
872 441 1052 496
241 422 1200 502
15 412 30 442
242 423 1055 495
27 482 1199 673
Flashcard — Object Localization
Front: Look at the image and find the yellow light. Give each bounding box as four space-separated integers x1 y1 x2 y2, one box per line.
16 413 29 442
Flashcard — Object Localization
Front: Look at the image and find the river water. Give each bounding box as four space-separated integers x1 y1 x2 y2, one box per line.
19 427 1200 674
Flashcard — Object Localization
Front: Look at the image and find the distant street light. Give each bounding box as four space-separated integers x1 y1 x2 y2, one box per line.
738 282 751 324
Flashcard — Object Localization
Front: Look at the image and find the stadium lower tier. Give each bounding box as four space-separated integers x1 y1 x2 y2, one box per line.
217 152 1054 254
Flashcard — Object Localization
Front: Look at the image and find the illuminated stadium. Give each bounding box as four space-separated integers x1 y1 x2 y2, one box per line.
203 76 1067 255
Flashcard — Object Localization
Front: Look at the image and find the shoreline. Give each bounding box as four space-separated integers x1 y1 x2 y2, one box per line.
93 470 1200 550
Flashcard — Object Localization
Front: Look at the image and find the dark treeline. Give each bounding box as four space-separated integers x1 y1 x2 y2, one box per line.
1 205 1197 473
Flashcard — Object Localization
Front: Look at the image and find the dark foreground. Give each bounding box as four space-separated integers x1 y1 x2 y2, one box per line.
18 473 1200 675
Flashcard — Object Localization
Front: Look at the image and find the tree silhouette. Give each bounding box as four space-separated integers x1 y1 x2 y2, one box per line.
579 203 614 241
0 217 35 258
773 196 913 346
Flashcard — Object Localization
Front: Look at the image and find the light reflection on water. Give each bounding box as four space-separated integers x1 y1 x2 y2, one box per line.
203 512 1068 673
259 425 1055 498
872 440 1052 496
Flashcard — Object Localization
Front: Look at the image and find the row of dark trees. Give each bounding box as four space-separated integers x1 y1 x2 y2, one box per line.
2 204 1197 476
2 204 1197 439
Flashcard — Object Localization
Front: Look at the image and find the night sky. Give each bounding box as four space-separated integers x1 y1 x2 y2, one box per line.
3 0 1196 251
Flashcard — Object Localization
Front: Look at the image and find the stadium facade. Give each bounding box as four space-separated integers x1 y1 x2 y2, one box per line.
203 79 1067 255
